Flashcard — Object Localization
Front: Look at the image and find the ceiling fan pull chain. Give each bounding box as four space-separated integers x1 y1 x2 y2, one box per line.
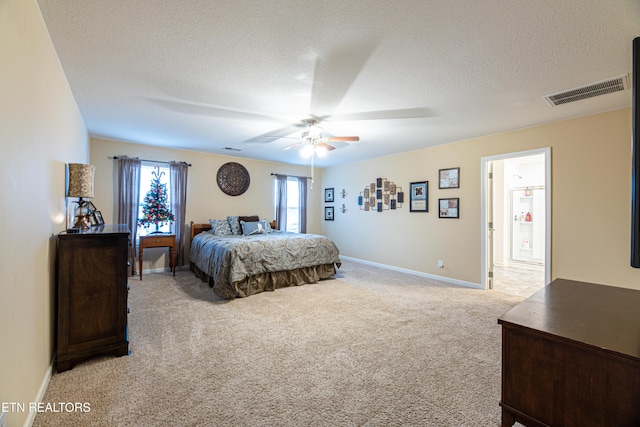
310 153 315 189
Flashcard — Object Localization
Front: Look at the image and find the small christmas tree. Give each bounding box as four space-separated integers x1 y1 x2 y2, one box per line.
138 166 175 233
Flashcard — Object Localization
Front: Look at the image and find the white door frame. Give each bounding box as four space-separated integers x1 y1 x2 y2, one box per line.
480 148 552 290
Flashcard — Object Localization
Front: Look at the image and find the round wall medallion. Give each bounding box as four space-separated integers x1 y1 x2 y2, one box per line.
216 162 250 196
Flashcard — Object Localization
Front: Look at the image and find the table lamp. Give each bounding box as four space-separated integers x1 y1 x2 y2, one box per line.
67 163 95 229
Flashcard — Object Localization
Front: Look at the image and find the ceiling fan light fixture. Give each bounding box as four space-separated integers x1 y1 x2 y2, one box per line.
301 144 315 158
315 145 328 157
308 124 323 139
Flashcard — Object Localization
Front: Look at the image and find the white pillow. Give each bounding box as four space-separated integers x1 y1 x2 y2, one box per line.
259 219 272 233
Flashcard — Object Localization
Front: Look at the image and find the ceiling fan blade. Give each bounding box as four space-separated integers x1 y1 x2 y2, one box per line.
244 123 306 143
316 142 336 151
309 40 380 117
145 97 287 122
327 107 434 121
283 142 304 150
326 136 359 142
265 136 298 140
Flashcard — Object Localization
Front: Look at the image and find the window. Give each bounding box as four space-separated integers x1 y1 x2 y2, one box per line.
138 162 172 235
274 177 300 232
285 178 300 232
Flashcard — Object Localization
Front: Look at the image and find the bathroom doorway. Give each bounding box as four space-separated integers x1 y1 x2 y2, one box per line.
481 149 551 297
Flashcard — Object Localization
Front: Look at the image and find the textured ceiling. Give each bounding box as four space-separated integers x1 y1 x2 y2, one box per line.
37 0 640 167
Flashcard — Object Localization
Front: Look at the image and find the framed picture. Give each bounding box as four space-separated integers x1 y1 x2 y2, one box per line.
92 210 105 225
324 206 334 221
324 188 334 203
439 167 460 189
410 181 428 212
439 198 460 218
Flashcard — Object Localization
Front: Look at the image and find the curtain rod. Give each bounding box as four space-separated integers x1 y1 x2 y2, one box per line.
111 156 191 166
271 173 312 179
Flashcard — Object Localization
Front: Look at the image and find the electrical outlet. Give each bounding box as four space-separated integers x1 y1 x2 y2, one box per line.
438 260 444 268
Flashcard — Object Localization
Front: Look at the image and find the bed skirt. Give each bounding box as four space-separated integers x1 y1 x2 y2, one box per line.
190 262 339 299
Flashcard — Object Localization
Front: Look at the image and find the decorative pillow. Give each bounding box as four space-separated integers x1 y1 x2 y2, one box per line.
241 220 268 236
228 215 259 235
209 219 233 236
259 219 272 233
227 216 241 235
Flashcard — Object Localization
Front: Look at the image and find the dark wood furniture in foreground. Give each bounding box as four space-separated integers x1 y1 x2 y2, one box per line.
498 278 640 427
138 233 176 280
56 225 130 372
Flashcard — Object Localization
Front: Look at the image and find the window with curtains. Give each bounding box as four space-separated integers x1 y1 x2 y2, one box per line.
138 162 172 235
274 177 300 232
117 156 188 276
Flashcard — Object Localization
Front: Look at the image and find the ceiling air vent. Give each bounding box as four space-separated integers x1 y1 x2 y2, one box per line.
543 74 630 106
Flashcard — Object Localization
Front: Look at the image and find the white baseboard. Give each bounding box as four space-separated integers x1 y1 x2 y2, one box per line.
24 359 53 426
339 256 483 290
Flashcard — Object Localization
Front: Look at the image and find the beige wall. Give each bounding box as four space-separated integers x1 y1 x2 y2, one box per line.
321 108 640 290
90 138 324 272
92 109 640 291
0 1 89 426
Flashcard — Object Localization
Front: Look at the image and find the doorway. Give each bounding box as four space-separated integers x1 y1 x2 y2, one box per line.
481 148 551 297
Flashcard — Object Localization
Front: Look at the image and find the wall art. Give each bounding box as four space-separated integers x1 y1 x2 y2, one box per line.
325 188 334 202
358 177 403 212
324 206 334 220
439 198 460 218
439 167 460 189
410 181 428 212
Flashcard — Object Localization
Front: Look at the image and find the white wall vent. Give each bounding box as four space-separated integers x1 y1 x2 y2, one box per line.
543 74 630 106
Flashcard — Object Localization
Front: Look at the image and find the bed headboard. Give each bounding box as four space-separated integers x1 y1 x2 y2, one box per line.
190 222 211 240
190 220 278 240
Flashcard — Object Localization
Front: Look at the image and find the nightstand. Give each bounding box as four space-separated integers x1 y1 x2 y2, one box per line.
139 234 176 280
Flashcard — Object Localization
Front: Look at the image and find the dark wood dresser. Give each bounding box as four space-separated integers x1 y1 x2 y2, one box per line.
498 278 640 427
56 224 130 372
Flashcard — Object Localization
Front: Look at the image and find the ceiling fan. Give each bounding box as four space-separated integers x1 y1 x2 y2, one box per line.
147 41 431 158
281 119 360 158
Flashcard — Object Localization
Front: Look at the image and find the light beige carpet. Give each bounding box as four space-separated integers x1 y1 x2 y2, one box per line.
34 259 524 426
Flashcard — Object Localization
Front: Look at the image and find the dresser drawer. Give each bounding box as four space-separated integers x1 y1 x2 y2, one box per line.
142 235 174 246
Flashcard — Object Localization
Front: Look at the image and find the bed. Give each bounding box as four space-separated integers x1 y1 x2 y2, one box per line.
189 220 341 299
